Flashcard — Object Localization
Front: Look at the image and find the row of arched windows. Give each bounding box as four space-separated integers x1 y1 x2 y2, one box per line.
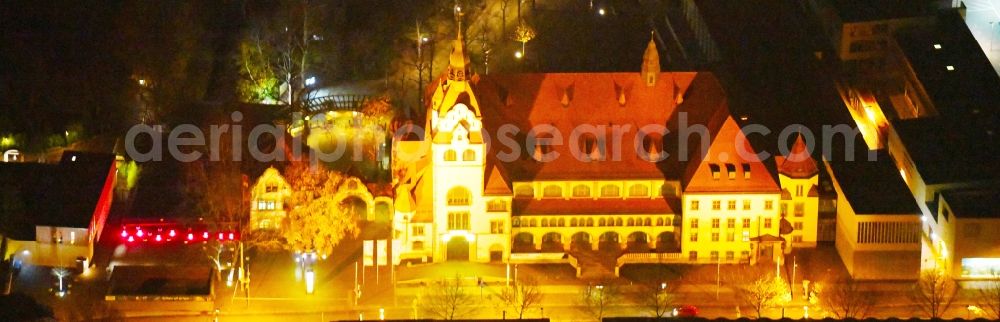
444 149 476 161
514 184 654 199
513 216 671 228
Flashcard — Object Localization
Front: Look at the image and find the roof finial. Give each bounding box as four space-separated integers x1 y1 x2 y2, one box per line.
454 2 464 41
448 2 467 82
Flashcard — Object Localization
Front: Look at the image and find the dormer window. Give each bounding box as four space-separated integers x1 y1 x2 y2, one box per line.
629 184 649 197
742 163 751 179
462 149 475 161
600 185 620 198
642 136 661 161
578 134 603 161
709 164 721 180
726 164 736 180
265 184 278 193
543 185 563 198
532 135 555 162
515 185 534 198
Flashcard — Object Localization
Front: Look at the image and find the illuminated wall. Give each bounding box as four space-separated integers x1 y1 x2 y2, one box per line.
681 193 781 264
825 162 921 280
510 179 677 254
778 173 821 248
249 167 291 231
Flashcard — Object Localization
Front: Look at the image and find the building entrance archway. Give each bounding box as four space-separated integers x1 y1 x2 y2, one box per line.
447 236 470 261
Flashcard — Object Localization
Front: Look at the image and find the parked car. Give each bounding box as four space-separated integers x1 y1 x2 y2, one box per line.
673 305 699 317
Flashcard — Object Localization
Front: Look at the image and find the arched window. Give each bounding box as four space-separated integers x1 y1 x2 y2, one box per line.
627 218 635 226
543 185 563 198
515 185 534 198
462 149 476 161
644 218 652 226
600 185 621 198
512 218 521 227
656 218 664 226
629 184 649 197
599 218 607 226
558 218 565 226
532 134 555 162
444 149 457 161
572 185 591 198
570 218 578 227
541 218 549 227
615 218 623 226
447 187 471 206
586 218 594 226
487 199 508 212
529 219 537 227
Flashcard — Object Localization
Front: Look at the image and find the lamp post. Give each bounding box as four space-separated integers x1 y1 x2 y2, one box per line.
790 256 797 299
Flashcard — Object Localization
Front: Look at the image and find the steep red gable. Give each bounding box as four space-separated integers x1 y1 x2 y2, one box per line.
683 116 780 193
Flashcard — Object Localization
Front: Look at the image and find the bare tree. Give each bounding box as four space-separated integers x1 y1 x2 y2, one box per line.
201 239 233 280
630 279 678 318
494 275 543 319
421 276 478 320
737 274 790 319
977 273 1000 320
911 268 958 318
579 280 621 321
818 278 876 319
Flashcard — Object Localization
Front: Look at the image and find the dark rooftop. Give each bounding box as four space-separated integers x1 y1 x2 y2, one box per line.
826 149 920 215
829 0 942 23
890 11 1000 184
108 265 213 297
0 151 115 239
942 189 1000 219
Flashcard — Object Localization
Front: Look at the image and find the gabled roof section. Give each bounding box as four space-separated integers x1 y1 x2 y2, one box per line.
776 133 819 179
484 156 512 196
476 71 710 181
683 116 780 193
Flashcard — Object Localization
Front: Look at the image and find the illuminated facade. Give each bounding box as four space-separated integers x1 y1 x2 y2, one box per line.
248 166 393 232
775 135 822 248
391 30 821 270
249 167 291 230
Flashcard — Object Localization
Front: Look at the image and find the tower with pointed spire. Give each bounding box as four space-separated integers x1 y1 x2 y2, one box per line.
775 133 821 249
642 32 660 87
414 15 506 263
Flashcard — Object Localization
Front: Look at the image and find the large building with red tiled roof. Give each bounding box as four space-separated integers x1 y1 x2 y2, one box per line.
391 28 821 271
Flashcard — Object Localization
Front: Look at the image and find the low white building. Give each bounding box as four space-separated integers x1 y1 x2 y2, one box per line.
1 151 116 269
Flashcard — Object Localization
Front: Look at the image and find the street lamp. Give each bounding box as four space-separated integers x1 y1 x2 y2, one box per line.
514 50 523 59
598 8 606 16
305 77 316 86
305 267 316 294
